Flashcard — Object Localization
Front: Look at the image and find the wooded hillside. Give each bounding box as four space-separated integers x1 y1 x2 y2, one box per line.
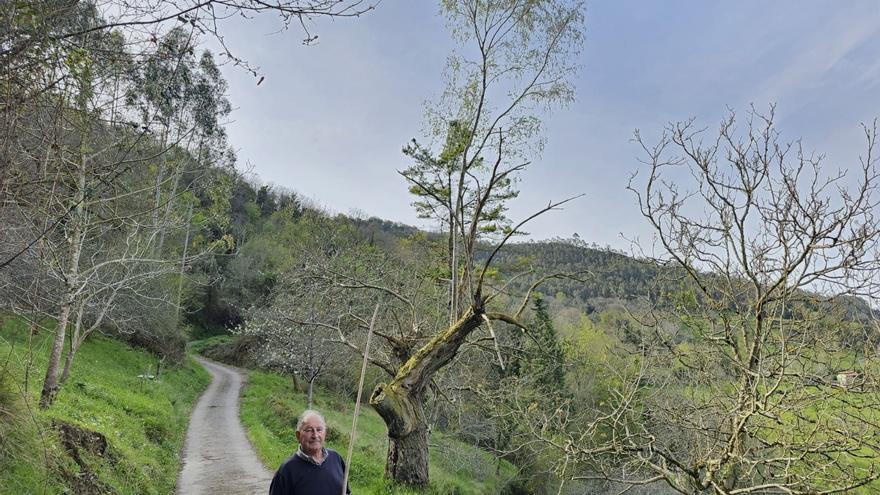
4 2 880 494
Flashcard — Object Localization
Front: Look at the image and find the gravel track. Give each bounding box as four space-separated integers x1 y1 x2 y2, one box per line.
176 357 272 494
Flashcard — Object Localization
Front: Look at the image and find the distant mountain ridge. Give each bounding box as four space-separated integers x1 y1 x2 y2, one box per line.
347 214 875 324
346 214 661 311
486 239 661 310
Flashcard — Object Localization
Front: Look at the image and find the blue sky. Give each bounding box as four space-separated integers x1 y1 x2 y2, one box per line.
213 1 880 251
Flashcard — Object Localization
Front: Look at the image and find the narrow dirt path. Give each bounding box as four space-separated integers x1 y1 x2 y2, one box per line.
176 356 273 494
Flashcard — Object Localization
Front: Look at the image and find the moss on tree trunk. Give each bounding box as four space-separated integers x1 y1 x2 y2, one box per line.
370 308 485 487
371 382 429 486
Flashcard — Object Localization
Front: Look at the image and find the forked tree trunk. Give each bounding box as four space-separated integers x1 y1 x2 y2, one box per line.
370 307 485 487
59 303 85 386
41 254 80 407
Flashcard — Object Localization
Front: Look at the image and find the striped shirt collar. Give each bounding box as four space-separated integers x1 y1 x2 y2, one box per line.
296 446 328 466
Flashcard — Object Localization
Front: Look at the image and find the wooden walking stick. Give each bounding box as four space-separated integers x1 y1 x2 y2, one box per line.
341 303 379 495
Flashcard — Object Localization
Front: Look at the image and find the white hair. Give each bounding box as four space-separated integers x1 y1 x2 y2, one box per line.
296 409 326 431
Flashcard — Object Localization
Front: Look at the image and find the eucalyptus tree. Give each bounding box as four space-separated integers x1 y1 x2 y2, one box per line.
0 0 371 272
123 27 232 254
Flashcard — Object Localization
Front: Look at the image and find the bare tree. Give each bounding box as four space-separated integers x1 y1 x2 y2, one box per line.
56 231 185 386
0 11 227 407
528 107 880 495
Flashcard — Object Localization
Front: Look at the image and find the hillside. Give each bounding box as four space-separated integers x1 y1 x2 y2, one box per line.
485 238 661 309
3 4 877 491
348 218 664 310
0 315 209 494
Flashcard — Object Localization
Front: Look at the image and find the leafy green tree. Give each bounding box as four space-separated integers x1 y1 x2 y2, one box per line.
526 294 566 394
255 185 273 217
402 120 519 323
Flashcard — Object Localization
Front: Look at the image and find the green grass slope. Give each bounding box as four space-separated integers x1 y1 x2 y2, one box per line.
239 370 520 494
0 314 210 495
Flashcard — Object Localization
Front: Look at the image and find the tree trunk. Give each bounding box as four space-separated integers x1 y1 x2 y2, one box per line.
151 126 168 235
40 153 86 409
307 379 314 410
59 337 78 387
370 307 485 486
175 201 194 323
59 341 78 386
447 187 456 325
371 384 430 486
40 297 73 408
157 159 183 252
41 240 81 407
59 303 85 387
386 421 430 485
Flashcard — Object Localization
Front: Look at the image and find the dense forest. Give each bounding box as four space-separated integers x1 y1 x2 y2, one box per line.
4 1 880 495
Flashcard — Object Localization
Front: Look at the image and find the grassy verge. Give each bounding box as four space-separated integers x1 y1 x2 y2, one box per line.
0 314 210 494
239 369 519 494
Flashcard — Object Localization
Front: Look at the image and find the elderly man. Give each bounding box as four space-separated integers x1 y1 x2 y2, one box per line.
269 409 351 495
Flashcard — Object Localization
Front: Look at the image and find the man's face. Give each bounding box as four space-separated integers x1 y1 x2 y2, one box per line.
296 414 326 457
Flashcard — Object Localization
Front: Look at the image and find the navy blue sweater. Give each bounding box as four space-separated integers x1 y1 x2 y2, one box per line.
269 449 350 495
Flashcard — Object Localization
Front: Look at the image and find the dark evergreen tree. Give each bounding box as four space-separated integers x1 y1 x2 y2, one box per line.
526 294 566 396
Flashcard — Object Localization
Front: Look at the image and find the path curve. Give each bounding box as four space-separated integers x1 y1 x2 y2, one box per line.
176 356 273 494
